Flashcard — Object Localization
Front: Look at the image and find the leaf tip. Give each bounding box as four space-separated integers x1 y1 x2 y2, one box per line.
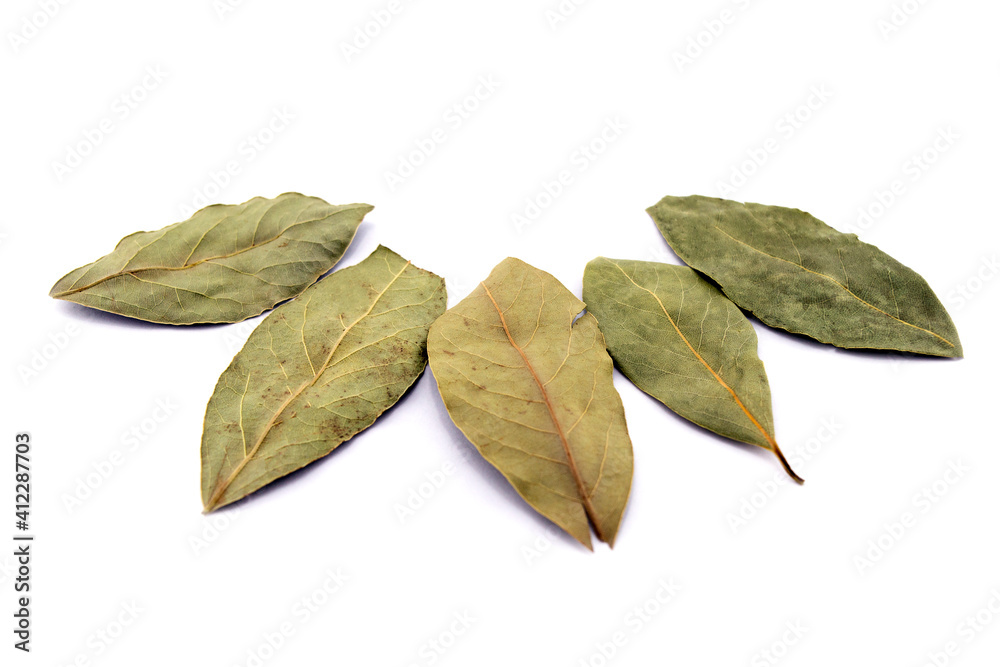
202 486 225 513
48 279 69 299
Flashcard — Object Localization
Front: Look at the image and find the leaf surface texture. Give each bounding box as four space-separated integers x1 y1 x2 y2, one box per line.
427 258 633 549
201 245 446 511
51 193 371 324
648 195 962 357
584 258 799 481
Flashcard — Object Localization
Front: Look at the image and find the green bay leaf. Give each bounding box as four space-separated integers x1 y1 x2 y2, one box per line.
201 245 446 512
648 195 962 357
51 193 371 324
584 258 801 482
427 258 633 550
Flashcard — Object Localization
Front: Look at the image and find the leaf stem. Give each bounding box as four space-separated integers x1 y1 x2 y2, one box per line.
772 442 804 485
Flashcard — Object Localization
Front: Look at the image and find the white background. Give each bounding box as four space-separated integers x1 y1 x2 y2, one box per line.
2 1 998 665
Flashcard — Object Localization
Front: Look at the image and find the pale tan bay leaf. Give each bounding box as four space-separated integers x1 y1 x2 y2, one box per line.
427 258 633 549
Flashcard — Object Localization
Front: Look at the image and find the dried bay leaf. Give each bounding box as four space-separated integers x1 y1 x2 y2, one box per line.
648 195 962 357
51 193 371 324
201 245 446 512
427 258 633 549
584 258 801 482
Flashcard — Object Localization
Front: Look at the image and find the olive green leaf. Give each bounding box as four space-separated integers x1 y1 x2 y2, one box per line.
201 245 446 512
427 258 633 550
50 193 371 325
584 258 801 482
648 195 962 358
